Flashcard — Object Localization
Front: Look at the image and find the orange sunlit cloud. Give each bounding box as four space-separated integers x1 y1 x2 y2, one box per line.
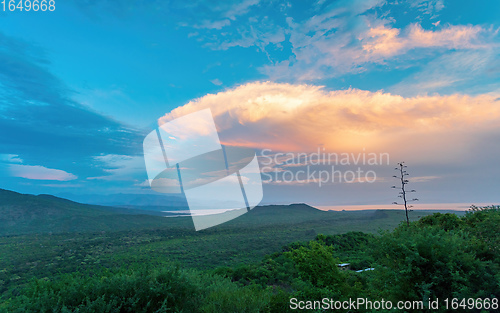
362 23 492 58
159 81 500 163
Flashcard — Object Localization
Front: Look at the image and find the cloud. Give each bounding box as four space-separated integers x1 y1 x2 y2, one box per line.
409 0 445 16
262 18 498 80
311 0 386 19
171 0 262 32
410 175 440 182
70 0 261 23
0 153 77 181
223 0 260 20
210 78 223 86
192 0 261 27
114 0 494 83
252 0 498 81
8 164 77 181
72 86 148 127
40 183 83 188
135 178 179 188
159 81 500 164
0 31 143 180
174 1 286 56
390 50 500 96
362 23 493 58
68 0 498 84
194 19 232 30
88 154 146 181
0 154 23 164
202 17 286 53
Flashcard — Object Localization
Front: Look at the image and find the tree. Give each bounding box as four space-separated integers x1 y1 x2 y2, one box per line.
392 162 418 226
371 225 500 308
284 240 343 288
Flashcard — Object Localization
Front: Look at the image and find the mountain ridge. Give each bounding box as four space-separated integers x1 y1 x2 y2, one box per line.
0 188 447 237
0 189 330 236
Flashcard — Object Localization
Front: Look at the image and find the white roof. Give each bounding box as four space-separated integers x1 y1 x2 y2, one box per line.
355 268 375 272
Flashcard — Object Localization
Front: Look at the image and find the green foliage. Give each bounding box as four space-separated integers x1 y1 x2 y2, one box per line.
0 208 414 295
285 241 343 288
315 232 375 270
221 209 499 313
200 280 270 313
370 208 500 312
316 231 374 250
463 205 500 263
0 266 270 313
415 212 462 231
1 204 498 313
222 233 373 312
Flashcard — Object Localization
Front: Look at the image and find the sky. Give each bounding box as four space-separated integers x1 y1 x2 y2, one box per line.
0 0 499 207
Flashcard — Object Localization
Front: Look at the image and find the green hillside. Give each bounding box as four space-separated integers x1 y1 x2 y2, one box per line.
0 204 496 313
0 188 447 237
0 188 463 299
1 188 486 313
0 189 187 236
1 188 462 237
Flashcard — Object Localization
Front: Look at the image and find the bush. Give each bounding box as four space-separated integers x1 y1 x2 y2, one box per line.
0 266 271 313
371 224 499 310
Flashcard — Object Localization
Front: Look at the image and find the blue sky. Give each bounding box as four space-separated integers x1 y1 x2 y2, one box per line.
0 0 499 206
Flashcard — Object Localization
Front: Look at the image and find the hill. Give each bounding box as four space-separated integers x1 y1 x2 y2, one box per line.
0 188 462 237
0 189 471 297
1 190 348 236
0 189 184 236
56 192 188 207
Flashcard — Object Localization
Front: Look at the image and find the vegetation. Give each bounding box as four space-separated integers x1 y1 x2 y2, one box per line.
0 190 497 312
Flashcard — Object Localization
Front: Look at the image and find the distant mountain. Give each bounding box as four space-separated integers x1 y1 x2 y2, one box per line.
56 192 188 208
0 189 188 236
209 203 321 228
0 190 345 236
0 190 324 236
0 189 450 237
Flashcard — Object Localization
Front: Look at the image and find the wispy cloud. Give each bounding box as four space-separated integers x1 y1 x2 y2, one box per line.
66 0 499 85
88 154 146 181
409 0 445 16
171 0 499 81
390 50 500 96
0 154 77 181
0 154 23 164
0 31 143 180
194 19 232 30
262 17 498 80
223 0 261 20
8 164 77 181
362 23 495 58
210 78 223 86
410 175 440 182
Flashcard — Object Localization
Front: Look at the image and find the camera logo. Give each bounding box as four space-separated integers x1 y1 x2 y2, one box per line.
143 108 263 230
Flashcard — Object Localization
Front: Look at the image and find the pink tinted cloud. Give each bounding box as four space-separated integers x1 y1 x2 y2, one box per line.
362 23 493 58
158 81 500 164
9 164 77 181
